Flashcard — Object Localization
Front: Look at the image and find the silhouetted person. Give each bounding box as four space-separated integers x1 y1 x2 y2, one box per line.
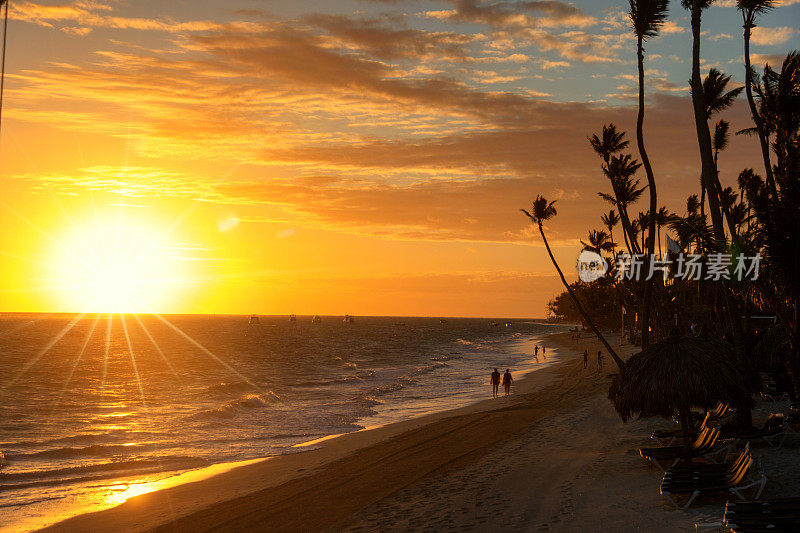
597 350 603 372
534 344 539 357
503 369 513 396
542 345 546 359
490 368 501 398
583 349 589 369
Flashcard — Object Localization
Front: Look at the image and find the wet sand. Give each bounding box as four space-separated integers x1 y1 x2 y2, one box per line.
41 332 796 532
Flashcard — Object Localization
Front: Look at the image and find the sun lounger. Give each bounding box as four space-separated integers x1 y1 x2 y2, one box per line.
665 443 751 482
640 427 730 470
653 413 710 445
723 497 800 532
660 453 766 510
730 414 789 447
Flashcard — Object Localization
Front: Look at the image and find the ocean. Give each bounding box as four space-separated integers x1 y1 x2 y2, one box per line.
0 314 567 531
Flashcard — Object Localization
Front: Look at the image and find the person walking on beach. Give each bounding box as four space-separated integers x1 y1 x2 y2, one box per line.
502 369 513 396
583 350 589 369
490 368 501 398
542 345 546 359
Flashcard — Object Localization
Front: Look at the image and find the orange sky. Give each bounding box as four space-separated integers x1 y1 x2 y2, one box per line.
0 1 795 316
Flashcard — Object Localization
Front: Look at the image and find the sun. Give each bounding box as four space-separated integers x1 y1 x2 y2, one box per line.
47 215 186 313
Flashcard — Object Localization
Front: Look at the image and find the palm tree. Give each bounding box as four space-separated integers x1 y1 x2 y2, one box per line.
737 0 777 196
682 0 726 244
598 153 646 255
522 196 625 369
601 209 621 257
582 230 616 256
589 123 629 165
629 0 669 347
655 206 670 256
712 119 739 238
751 52 800 185
0 0 8 138
702 67 743 238
703 69 745 119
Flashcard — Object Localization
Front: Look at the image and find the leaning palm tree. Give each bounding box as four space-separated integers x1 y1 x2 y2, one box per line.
629 0 669 347
0 0 8 137
737 0 777 195
522 196 625 369
683 0 726 243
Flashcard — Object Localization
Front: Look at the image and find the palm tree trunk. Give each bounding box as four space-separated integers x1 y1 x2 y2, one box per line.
537 223 625 370
657 224 662 257
619 206 640 255
635 35 656 348
714 151 739 239
689 5 725 243
742 14 776 199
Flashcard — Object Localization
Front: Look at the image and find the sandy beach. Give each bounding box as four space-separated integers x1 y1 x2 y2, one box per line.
39 332 798 532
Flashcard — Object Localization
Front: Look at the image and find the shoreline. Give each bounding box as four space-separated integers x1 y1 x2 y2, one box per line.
40 332 579 532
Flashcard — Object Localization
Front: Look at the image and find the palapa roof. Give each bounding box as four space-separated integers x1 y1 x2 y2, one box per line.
608 335 751 422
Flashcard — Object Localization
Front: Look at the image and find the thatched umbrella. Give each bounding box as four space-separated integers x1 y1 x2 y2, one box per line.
608 335 751 447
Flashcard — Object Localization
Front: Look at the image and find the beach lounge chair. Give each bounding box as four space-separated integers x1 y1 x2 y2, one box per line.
659 453 766 510
665 443 751 482
640 427 730 470
723 497 800 532
729 414 789 448
653 413 710 446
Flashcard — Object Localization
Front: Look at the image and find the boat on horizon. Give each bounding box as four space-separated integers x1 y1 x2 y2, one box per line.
343 314 355 324
312 315 322 323
249 315 259 324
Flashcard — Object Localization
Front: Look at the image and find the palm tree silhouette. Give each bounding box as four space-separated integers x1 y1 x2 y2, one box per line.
598 153 646 255
703 68 743 238
0 0 9 138
683 0 727 244
655 206 670 256
629 0 668 347
581 230 616 256
522 196 624 369
737 0 777 196
600 209 621 258
589 123 629 165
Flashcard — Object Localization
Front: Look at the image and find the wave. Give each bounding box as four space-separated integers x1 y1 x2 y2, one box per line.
1 430 164 450
431 354 462 362
191 392 280 420
4 443 159 461
205 381 258 396
0 455 208 483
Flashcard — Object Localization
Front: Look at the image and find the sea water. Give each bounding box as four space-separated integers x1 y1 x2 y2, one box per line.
0 314 567 530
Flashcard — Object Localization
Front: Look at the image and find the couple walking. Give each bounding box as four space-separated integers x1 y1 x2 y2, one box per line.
490 368 513 398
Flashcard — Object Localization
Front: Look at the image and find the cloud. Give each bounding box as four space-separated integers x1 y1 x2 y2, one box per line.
302 14 478 62
750 26 796 46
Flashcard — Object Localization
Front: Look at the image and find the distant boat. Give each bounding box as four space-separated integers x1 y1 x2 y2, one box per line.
505 322 513 327
311 315 322 324
249 315 259 324
289 314 297 323
343 314 355 324
440 319 447 324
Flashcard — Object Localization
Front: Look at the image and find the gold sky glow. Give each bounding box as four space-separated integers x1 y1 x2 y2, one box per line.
0 0 795 316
